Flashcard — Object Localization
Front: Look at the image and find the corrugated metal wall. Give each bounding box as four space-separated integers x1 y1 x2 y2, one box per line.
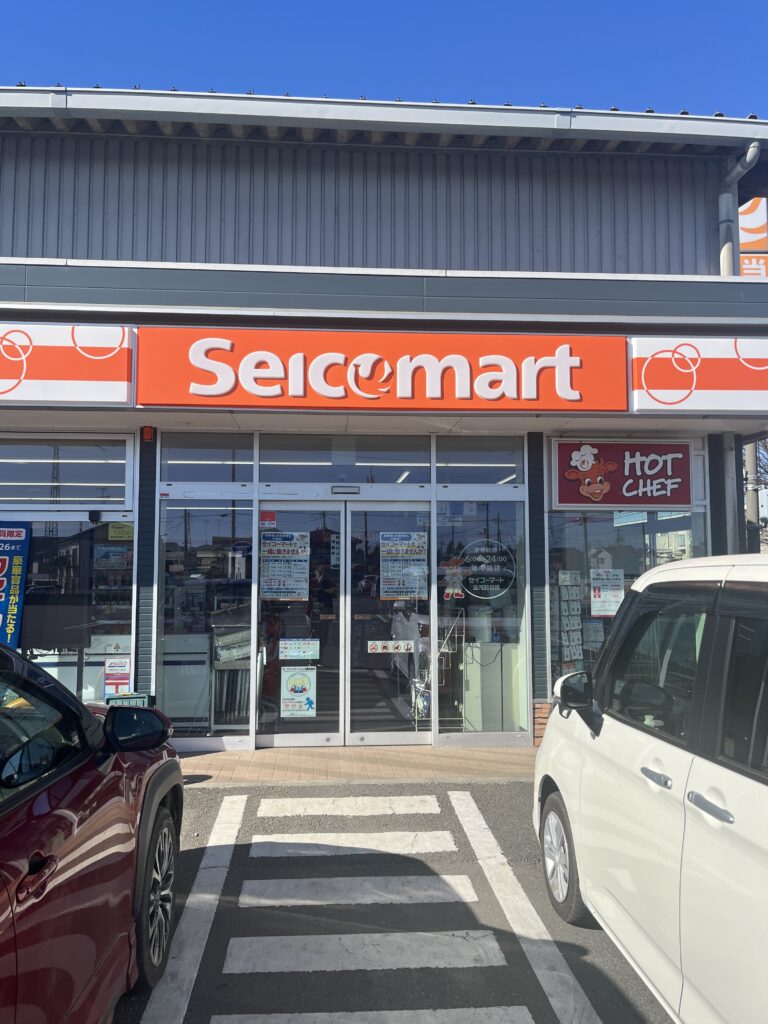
0 132 724 274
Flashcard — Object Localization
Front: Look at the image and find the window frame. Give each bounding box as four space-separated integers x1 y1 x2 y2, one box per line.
697 582 768 788
594 582 718 752
0 432 135 513
0 668 94 816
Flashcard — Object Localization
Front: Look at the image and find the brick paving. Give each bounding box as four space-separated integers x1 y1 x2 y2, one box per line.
179 745 536 785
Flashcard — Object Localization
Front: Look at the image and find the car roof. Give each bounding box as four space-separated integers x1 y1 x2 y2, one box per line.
633 554 768 592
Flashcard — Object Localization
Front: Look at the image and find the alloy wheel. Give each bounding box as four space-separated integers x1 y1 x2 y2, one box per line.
148 824 175 966
543 810 570 903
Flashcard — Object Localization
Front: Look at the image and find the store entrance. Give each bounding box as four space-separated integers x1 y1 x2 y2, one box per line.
256 502 431 746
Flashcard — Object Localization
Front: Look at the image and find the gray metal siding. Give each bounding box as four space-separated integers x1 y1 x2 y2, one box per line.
0 132 724 274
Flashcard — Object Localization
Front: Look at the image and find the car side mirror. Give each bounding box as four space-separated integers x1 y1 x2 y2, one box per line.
555 671 593 711
104 706 172 752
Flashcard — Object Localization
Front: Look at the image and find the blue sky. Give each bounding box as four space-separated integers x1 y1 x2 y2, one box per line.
4 0 767 117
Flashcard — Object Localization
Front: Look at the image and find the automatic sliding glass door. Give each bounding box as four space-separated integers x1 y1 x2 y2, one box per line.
256 506 343 743
346 504 431 744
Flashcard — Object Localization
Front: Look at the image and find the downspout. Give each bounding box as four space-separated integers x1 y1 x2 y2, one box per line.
718 141 762 551
719 140 760 275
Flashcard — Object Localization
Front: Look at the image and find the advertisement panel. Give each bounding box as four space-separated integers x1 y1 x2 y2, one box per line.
136 328 629 412
739 197 768 253
0 324 134 405
553 441 692 509
630 337 768 413
0 524 31 649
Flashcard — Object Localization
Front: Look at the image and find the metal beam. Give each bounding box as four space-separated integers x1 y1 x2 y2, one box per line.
86 118 109 133
300 127 318 143
13 117 36 131
49 117 73 132
158 121 179 137
193 122 211 138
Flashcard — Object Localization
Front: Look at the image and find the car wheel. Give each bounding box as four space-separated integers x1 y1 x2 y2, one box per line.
540 792 590 925
135 806 178 989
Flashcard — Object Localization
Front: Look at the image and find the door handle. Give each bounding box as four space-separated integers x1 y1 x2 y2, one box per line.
17 854 58 904
687 791 735 824
640 766 673 790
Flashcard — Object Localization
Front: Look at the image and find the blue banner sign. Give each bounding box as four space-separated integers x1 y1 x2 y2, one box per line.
0 524 31 649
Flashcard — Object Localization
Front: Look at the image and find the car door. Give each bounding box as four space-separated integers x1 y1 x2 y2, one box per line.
679 586 768 1024
578 582 716 1015
0 665 135 1024
0 877 14 1024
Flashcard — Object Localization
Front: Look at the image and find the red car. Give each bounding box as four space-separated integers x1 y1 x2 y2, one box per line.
0 644 183 1024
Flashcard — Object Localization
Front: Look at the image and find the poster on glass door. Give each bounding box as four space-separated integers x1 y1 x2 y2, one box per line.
379 532 428 600
280 666 317 717
260 532 311 600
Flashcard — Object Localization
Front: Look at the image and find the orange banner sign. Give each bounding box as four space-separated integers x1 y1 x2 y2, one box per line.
136 328 628 412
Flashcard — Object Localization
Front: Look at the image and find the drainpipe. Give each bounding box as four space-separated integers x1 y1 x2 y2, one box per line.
719 140 760 275
718 141 762 550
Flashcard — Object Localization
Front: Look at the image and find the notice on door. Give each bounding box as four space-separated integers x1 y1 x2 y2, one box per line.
280 667 317 718
104 656 131 698
590 569 625 617
379 532 428 600
260 532 310 600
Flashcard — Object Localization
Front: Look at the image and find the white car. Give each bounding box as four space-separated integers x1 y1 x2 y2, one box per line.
534 554 768 1024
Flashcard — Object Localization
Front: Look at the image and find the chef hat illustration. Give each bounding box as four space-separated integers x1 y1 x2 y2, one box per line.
570 444 599 472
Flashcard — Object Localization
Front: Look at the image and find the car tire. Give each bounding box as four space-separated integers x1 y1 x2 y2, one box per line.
540 792 591 926
134 806 178 990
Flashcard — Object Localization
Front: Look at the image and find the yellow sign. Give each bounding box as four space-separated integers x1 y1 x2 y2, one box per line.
108 523 134 541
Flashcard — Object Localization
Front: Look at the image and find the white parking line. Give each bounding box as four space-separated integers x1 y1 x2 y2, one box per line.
448 791 603 1024
257 796 441 817
250 831 457 857
224 930 506 974
141 794 247 1024
238 874 478 907
211 1008 535 1024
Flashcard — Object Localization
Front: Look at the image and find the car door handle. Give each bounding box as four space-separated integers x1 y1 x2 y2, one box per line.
687 791 735 824
641 766 673 789
17 855 58 904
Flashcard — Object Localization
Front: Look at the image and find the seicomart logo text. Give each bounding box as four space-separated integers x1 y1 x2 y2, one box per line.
136 328 629 412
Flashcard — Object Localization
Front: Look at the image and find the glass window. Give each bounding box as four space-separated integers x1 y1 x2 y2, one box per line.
548 508 707 685
157 500 253 736
0 672 82 801
436 436 524 485
605 603 708 743
259 435 430 484
0 439 128 507
160 433 254 483
720 618 768 775
6 520 134 702
437 501 528 734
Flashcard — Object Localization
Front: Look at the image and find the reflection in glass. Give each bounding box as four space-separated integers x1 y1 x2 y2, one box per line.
0 440 127 505
256 510 341 735
8 520 134 701
349 510 431 734
436 436 525 485
259 436 430 484
437 501 528 734
157 501 252 735
547 508 707 686
160 433 254 483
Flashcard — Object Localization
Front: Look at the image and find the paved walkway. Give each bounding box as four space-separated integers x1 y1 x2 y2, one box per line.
179 745 536 785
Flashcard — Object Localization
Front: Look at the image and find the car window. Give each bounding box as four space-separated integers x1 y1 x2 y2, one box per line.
605 604 708 743
719 617 768 777
0 672 83 803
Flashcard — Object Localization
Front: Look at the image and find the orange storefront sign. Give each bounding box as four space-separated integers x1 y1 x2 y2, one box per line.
136 328 628 412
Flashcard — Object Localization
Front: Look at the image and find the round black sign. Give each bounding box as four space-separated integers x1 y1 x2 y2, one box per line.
460 539 517 600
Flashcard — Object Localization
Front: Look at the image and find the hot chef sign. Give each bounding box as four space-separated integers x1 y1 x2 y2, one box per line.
136 328 628 412
554 440 692 509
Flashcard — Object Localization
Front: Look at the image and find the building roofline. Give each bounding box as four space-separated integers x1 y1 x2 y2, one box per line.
0 86 766 151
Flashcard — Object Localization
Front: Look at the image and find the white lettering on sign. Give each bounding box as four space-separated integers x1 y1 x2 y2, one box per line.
621 450 684 499
186 340 584 404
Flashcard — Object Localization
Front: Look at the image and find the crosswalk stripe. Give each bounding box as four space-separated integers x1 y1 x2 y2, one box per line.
211 1008 535 1023
223 929 506 974
238 874 478 907
250 831 456 857
449 791 603 1024
141 794 247 1024
257 796 440 818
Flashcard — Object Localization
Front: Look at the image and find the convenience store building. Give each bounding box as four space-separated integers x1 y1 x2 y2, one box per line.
0 88 767 749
